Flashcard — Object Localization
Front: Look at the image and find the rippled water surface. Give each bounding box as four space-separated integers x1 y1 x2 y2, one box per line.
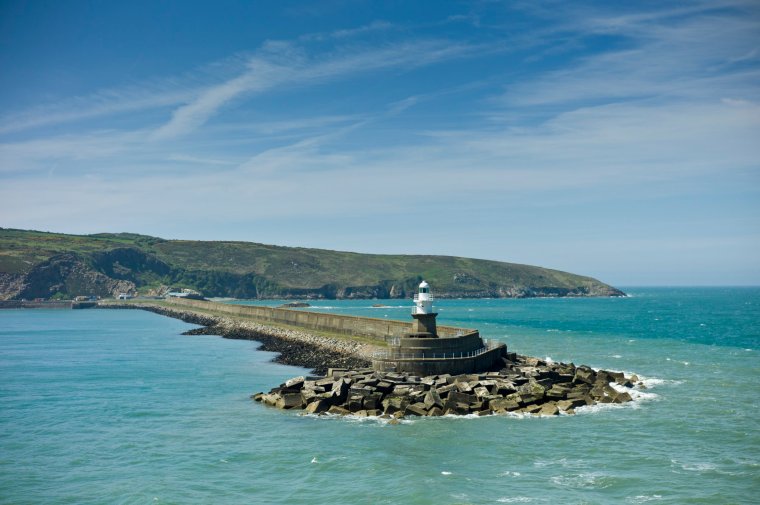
1 288 758 504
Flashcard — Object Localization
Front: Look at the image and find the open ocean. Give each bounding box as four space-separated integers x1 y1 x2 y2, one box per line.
1 288 758 504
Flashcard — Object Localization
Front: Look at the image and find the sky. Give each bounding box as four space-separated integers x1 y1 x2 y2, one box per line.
1 0 758 286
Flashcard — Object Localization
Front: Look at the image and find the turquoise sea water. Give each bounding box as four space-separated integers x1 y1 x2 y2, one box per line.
1 288 758 504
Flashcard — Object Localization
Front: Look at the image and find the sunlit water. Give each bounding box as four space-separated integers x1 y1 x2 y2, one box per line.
1 288 758 504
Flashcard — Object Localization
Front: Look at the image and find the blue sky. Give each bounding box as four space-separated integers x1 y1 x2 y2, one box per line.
1 0 758 286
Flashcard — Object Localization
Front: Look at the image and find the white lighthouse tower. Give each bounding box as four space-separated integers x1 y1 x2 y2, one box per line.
413 280 433 314
411 280 438 337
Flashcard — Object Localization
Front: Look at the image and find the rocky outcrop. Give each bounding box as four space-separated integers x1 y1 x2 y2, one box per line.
14 254 136 300
0 273 25 300
253 355 642 418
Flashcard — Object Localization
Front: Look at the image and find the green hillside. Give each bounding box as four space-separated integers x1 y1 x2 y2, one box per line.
0 228 625 300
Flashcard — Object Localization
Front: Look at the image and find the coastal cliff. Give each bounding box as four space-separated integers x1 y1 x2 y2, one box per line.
0 228 625 300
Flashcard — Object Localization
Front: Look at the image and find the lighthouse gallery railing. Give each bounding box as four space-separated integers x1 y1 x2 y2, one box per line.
372 339 502 361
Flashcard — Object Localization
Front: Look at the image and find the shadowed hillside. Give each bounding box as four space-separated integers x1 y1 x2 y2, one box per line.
0 228 625 300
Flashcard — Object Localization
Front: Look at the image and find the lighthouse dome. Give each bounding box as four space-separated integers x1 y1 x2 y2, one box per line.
419 280 429 289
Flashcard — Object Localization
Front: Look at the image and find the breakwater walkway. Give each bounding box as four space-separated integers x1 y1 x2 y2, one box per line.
99 299 378 374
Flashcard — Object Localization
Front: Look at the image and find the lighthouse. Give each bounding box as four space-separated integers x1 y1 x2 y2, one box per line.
411 280 438 337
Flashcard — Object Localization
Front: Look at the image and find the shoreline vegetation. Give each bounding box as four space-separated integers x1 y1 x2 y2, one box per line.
96 300 641 418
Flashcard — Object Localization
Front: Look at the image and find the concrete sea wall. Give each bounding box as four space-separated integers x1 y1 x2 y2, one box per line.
165 297 476 343
0 300 73 309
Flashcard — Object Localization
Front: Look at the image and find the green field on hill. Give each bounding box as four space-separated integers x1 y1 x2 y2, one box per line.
0 228 624 300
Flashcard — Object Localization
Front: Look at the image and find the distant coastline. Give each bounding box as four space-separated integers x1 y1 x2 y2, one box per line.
0 227 625 301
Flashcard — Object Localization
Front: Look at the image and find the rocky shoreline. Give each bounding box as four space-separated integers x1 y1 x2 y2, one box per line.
254 356 644 418
99 303 373 374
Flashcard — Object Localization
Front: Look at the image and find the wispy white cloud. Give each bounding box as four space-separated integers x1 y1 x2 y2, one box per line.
152 39 489 140
502 6 760 108
300 20 394 41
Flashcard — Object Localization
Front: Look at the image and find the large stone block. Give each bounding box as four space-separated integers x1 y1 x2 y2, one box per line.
375 381 394 393
521 404 542 415
285 376 306 389
557 398 586 411
327 405 351 415
427 406 443 417
613 391 633 404
423 389 444 410
404 403 429 417
517 382 546 401
473 386 490 399
489 398 520 412
348 386 374 398
363 393 383 411
443 402 470 415
331 379 350 403
436 384 456 397
448 391 477 405
305 398 331 414
573 366 596 384
382 396 410 414
539 402 559 416
347 395 364 412
275 393 303 410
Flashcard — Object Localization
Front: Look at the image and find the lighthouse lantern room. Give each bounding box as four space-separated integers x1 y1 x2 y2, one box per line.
411 280 438 337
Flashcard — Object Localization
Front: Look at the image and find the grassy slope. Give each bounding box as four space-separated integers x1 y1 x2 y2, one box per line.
0 228 621 296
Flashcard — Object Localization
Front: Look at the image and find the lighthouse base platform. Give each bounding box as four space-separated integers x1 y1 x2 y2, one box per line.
372 330 507 376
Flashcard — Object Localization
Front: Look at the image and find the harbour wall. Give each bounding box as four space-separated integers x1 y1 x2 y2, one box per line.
164 297 476 343
0 300 73 309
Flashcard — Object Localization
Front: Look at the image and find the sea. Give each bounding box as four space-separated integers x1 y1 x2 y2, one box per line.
1 287 758 504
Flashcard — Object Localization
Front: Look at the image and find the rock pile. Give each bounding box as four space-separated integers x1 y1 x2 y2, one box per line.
253 355 642 418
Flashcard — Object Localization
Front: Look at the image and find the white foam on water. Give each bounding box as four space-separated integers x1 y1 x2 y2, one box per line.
310 457 318 464
534 457 587 469
574 402 622 415
609 381 660 401
669 458 744 475
441 471 452 475
544 356 554 364
497 497 536 503
626 495 663 503
610 354 622 358
304 412 414 425
550 472 612 489
497 471 522 477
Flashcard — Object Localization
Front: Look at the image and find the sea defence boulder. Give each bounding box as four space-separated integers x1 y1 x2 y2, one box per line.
253 354 642 418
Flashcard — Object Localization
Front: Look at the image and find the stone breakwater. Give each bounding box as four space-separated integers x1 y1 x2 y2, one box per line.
253 355 643 418
100 303 373 374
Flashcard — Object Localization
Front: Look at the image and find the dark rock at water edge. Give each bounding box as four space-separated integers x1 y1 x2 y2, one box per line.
279 302 311 308
253 355 642 418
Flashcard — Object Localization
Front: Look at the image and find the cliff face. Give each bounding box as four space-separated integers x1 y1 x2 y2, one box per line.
6 253 136 300
0 228 625 300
